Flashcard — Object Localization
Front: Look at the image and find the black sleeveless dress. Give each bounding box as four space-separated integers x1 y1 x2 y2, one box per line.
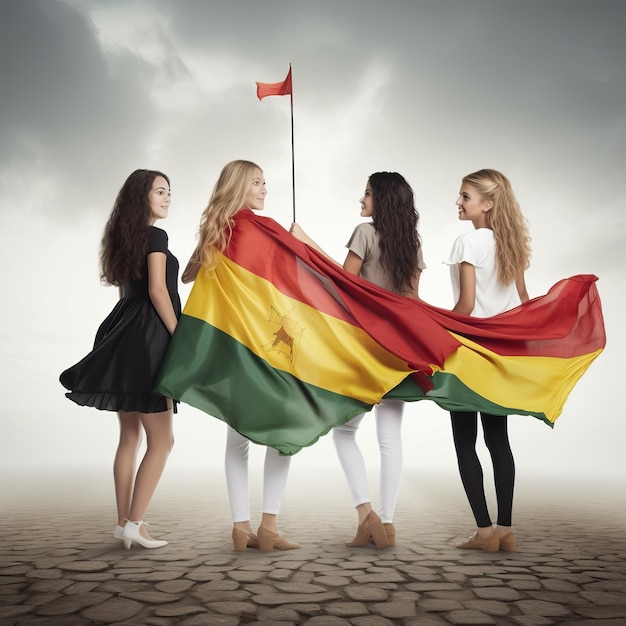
60 226 181 413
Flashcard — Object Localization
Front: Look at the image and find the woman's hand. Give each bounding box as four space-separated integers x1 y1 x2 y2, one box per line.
147 252 178 334
182 245 202 284
289 223 311 244
452 261 476 315
289 223 342 267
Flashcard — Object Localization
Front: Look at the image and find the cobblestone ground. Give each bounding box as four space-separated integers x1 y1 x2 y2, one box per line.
1 469 625 625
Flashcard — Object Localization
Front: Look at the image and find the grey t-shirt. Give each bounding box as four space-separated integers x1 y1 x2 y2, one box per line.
346 222 425 295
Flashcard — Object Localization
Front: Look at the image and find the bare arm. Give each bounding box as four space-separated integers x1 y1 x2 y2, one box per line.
289 223 343 268
516 274 530 303
291 223 424 300
407 270 422 301
147 252 178 334
182 244 202 284
342 250 363 275
452 262 476 315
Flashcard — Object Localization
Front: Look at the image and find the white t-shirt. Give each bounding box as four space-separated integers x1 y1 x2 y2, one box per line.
445 228 520 318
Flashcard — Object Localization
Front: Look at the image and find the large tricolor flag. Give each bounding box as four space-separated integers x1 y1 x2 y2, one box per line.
154 210 605 455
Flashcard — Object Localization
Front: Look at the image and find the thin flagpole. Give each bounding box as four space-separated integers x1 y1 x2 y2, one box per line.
289 63 295 222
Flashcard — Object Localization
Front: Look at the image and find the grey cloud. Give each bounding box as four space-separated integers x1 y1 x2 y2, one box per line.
2 0 624 232
0 0 181 216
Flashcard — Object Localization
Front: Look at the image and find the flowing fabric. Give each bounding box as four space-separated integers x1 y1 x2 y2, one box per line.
154 210 605 455
62 227 181 413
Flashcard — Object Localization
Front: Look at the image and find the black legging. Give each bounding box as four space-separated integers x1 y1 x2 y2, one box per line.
450 411 515 528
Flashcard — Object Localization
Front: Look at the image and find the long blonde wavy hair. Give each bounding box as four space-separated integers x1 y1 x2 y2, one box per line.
463 169 532 285
197 160 262 271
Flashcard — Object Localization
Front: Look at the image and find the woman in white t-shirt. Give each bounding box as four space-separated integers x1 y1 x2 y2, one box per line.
291 171 424 548
445 169 531 552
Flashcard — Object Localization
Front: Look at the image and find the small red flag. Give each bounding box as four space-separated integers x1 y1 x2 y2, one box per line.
256 67 292 101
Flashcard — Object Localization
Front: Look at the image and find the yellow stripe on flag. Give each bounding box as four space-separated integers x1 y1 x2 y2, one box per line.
184 255 417 404
444 333 602 422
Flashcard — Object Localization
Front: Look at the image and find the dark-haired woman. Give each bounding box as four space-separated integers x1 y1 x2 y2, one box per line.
60 169 180 549
290 171 424 548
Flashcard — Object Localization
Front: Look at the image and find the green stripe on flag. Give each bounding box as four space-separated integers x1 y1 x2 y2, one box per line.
385 373 552 426
154 315 372 455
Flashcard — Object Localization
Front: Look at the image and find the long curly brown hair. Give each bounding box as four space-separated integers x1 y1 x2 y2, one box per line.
100 169 170 286
369 172 421 295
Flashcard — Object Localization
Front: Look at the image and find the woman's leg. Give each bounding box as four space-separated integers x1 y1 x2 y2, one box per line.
114 411 142 526
333 413 372 523
225 426 251 526
259 446 292 533
333 412 389 548
376 399 404 523
481 413 515 527
127 407 174 537
450 411 492 529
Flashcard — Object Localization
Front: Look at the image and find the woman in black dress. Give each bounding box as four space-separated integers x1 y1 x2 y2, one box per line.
60 169 180 549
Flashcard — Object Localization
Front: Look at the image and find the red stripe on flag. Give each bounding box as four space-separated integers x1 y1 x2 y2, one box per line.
410 276 605 358
227 210 605 364
225 210 460 374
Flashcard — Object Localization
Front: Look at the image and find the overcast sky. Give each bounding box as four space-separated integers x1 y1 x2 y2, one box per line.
1 0 624 487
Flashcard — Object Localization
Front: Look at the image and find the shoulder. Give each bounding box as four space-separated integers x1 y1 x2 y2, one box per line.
148 226 168 253
470 228 495 253
234 208 254 221
449 229 473 251
234 210 287 241
346 221 376 252
354 222 375 236
446 228 488 265
455 228 492 248
473 228 494 242
350 222 376 242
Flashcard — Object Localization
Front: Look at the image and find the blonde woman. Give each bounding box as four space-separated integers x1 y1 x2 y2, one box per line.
183 160 300 553
446 169 531 552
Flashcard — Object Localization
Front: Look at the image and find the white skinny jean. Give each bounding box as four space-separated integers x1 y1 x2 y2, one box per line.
225 426 291 522
333 399 404 523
